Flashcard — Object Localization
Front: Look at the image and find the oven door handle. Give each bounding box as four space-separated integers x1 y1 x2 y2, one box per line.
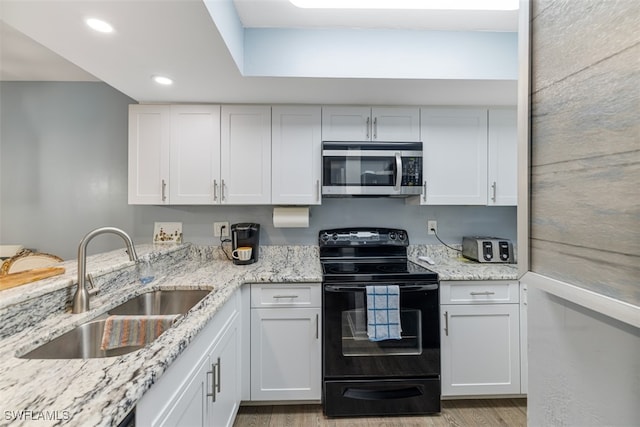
325 284 438 292
343 386 423 401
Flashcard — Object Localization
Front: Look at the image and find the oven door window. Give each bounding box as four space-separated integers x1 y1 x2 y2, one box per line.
323 156 396 187
342 306 421 356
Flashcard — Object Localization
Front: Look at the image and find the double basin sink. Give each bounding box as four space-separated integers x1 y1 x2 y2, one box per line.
21 289 211 359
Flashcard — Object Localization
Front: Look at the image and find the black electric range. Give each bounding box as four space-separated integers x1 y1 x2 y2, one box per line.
319 227 441 418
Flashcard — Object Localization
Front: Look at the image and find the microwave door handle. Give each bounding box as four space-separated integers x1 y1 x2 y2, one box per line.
394 152 402 191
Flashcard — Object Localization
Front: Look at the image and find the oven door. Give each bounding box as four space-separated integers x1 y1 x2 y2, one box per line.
323 282 440 379
322 142 422 196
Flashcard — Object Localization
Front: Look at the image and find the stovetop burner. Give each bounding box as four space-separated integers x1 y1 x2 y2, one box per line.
321 260 438 282
319 227 439 283
324 263 360 274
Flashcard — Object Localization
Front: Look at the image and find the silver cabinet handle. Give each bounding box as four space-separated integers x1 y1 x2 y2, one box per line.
216 356 221 394
161 179 167 202
423 181 427 202
315 313 319 340
207 364 216 402
316 180 321 202
221 179 226 201
470 291 496 296
373 117 378 140
366 116 370 139
491 181 497 203
273 295 299 299
213 179 218 201
444 311 449 336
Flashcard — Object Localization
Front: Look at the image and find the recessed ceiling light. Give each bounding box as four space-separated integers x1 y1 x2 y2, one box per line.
152 75 174 86
290 0 518 10
85 18 114 33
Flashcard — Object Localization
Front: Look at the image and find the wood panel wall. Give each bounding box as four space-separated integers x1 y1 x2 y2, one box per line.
530 0 640 305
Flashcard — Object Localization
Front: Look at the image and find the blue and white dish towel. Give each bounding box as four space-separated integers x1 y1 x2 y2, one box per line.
366 285 402 341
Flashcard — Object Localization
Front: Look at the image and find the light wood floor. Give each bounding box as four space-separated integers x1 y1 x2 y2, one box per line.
234 399 527 427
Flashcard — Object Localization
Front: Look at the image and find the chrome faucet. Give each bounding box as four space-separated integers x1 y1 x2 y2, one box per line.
72 227 138 313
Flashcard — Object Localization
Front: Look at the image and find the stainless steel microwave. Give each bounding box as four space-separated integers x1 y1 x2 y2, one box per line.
322 141 423 196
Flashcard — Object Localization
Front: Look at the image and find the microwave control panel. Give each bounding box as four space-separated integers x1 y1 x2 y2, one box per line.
401 157 422 186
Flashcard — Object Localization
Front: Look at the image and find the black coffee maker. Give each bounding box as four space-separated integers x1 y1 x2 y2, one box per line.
230 223 260 265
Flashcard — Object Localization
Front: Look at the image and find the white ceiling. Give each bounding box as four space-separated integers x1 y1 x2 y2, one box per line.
0 21 98 81
0 0 519 105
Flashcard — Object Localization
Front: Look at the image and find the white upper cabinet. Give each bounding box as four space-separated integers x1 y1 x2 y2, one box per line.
272 106 322 205
128 105 171 205
420 107 489 205
488 108 517 206
322 106 420 142
220 105 272 205
321 106 369 141
129 104 221 205
372 107 421 142
170 105 221 204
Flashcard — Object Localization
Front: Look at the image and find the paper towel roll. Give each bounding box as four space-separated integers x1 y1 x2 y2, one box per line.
273 207 310 228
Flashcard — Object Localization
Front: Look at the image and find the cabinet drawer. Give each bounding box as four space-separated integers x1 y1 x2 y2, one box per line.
440 281 519 304
250 283 321 308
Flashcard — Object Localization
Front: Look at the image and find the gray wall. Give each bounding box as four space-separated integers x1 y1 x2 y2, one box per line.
528 0 640 425
0 81 516 260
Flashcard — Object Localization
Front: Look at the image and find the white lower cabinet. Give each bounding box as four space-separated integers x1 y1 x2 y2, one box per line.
249 283 322 401
209 322 240 426
136 292 241 427
159 356 209 426
440 281 522 397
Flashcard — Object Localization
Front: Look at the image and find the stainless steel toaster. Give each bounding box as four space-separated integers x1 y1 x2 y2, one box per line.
462 237 515 263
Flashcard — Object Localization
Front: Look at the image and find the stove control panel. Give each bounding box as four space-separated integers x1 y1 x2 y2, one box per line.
319 228 408 246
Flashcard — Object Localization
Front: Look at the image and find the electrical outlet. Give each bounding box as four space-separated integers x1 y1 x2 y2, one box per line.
427 220 437 235
214 221 230 237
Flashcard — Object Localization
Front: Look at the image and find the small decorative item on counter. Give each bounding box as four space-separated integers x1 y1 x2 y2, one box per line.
138 260 155 285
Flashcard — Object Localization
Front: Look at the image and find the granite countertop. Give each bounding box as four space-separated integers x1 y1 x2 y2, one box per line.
0 243 321 427
408 245 519 281
0 242 518 427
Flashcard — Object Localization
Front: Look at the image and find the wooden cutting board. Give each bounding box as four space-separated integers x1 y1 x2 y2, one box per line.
0 267 66 291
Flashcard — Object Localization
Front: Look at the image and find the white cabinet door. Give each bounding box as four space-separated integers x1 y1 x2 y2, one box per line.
488 108 517 206
371 107 420 142
158 356 209 427
128 105 171 204
272 106 322 205
221 105 272 204
321 106 370 141
441 303 521 396
170 105 221 204
209 315 241 427
250 307 321 401
420 107 488 205
136 293 241 427
322 106 420 142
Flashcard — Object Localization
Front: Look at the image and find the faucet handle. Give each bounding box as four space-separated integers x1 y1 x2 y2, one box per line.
87 273 100 296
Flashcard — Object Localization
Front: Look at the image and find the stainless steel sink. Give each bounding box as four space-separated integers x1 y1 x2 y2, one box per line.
20 289 211 359
108 289 211 316
20 319 144 359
